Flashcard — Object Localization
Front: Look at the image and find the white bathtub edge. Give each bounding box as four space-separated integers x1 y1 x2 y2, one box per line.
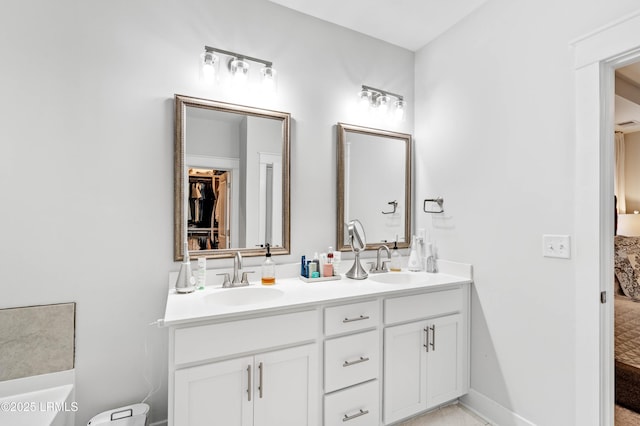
0 370 75 426
0 370 75 399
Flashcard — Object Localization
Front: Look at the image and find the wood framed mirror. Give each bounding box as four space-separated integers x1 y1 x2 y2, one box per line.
174 94 290 260
337 123 411 251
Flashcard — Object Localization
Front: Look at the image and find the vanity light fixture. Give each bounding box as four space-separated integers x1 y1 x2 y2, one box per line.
358 85 406 121
202 46 277 91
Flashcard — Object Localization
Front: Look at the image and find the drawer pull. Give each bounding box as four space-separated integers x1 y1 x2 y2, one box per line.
343 409 369 422
343 315 370 323
343 356 370 367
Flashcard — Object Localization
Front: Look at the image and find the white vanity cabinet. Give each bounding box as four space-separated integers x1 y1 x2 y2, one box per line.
169 310 319 426
383 287 469 424
164 270 471 426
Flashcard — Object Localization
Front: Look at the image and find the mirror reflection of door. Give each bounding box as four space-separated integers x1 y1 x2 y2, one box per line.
217 171 229 249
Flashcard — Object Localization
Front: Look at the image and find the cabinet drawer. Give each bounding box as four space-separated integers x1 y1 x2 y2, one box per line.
324 300 379 336
324 330 378 392
324 380 379 426
174 310 317 365
385 287 463 325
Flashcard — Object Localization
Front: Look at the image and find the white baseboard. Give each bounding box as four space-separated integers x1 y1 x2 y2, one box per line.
460 389 536 426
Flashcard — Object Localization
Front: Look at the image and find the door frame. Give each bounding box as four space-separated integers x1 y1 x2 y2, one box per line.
572 9 640 426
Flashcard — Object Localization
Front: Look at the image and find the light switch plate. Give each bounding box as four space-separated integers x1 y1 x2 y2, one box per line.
542 234 571 259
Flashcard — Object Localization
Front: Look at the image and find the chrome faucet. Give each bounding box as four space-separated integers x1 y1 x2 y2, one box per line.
369 245 391 273
217 251 254 287
232 251 243 284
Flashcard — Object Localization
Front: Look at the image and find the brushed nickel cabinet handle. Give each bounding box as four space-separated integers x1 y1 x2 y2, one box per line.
430 325 436 351
423 327 430 352
247 365 252 402
343 409 369 422
343 315 370 323
343 356 370 367
258 362 264 398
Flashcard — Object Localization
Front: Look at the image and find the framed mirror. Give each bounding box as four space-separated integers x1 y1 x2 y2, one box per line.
337 123 411 251
174 94 290 260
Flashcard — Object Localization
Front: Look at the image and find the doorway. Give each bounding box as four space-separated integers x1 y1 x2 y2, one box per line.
612 61 640 424
573 9 640 426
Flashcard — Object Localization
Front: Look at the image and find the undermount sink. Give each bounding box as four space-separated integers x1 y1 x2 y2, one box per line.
368 272 430 285
205 287 284 306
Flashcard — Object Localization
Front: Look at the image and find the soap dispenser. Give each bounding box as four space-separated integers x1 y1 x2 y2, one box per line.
390 240 402 272
261 244 276 285
407 235 422 272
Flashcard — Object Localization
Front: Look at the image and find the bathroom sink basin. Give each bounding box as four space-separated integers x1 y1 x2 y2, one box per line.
368 272 429 285
205 287 284 306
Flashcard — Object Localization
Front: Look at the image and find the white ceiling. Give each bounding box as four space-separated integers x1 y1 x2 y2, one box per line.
267 0 490 51
266 0 640 133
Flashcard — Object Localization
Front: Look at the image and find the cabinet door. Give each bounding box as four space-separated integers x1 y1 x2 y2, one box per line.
174 356 253 426
426 313 465 408
253 344 318 426
383 320 428 424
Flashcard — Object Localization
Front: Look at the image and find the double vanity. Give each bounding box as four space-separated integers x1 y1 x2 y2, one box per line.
169 93 469 425
162 261 471 426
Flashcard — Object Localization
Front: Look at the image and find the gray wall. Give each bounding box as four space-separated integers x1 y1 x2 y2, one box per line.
0 0 413 424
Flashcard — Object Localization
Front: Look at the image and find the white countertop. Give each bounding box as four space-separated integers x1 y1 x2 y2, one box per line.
162 260 472 327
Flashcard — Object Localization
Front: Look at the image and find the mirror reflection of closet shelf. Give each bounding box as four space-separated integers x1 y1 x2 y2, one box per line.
187 168 229 252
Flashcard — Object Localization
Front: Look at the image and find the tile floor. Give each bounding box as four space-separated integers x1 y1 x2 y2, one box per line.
399 403 491 426
399 403 640 426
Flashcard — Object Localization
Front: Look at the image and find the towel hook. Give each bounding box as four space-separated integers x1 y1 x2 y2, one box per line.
382 200 398 214
423 197 444 213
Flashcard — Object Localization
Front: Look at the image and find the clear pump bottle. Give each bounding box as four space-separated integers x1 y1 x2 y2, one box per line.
261 244 276 285
408 235 422 271
390 241 402 272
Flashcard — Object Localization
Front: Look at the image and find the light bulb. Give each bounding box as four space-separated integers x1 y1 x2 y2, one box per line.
229 58 250 84
394 99 406 122
200 51 218 84
261 65 277 93
377 95 391 115
357 89 372 111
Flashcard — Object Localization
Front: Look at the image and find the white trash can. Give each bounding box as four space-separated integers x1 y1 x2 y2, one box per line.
87 403 149 426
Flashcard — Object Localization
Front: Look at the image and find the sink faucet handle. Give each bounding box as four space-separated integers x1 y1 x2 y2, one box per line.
367 262 376 272
216 273 231 287
241 271 255 284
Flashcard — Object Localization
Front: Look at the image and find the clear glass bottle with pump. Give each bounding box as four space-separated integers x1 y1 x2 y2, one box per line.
261 244 276 285
407 235 422 271
390 241 402 271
